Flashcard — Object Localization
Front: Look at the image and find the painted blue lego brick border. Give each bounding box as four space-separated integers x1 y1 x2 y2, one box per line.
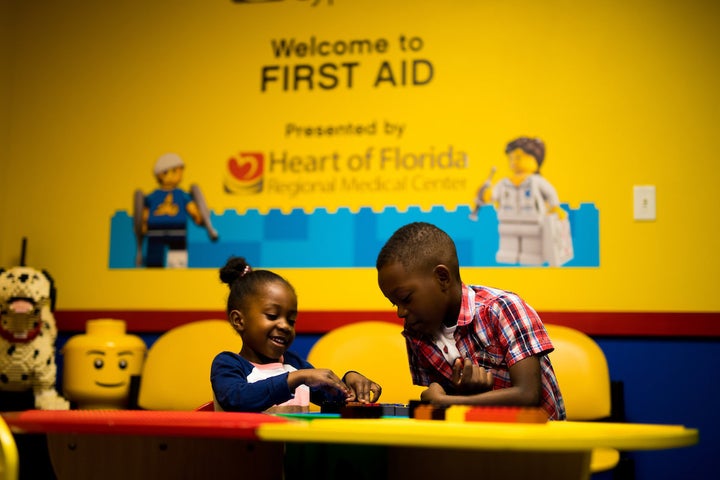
109 203 599 268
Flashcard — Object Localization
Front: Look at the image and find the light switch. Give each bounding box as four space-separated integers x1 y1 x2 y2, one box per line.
633 185 656 221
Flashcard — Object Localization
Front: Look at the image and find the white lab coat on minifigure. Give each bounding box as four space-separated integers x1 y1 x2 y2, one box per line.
492 173 562 265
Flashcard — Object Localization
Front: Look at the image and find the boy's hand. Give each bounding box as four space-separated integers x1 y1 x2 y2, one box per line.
420 382 447 403
342 371 382 403
451 358 494 393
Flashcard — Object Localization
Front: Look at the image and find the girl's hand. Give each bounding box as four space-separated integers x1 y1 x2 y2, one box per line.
451 358 494 393
342 371 382 403
420 382 447 403
290 369 351 397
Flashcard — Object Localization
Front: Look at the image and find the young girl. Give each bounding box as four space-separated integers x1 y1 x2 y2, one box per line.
211 256 382 412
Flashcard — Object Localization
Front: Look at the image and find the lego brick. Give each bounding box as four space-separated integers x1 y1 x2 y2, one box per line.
412 404 447 420
339 402 383 419
462 406 548 424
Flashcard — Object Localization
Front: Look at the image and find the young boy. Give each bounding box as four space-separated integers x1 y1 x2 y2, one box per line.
376 222 566 420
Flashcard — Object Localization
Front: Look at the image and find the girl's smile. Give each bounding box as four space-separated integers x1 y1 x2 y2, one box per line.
234 281 298 364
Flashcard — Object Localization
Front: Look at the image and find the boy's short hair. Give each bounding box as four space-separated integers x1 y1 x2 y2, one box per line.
376 222 460 280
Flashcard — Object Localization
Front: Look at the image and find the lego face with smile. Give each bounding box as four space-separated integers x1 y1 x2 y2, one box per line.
157 166 185 189
507 148 539 175
63 344 145 409
86 348 141 388
62 320 146 409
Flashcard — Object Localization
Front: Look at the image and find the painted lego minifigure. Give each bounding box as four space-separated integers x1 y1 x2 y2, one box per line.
134 153 218 268
471 137 571 266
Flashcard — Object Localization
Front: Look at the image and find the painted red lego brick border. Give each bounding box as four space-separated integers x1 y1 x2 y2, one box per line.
54 310 720 337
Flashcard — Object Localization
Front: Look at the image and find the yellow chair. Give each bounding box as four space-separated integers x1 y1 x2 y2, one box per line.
137 319 243 411
0 416 19 480
306 321 425 406
545 323 620 473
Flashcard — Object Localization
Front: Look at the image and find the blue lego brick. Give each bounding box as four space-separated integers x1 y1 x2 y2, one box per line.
264 208 309 241
108 203 600 269
108 212 138 268
565 203 600 267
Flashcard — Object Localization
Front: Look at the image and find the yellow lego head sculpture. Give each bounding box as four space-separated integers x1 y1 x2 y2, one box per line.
62 319 146 409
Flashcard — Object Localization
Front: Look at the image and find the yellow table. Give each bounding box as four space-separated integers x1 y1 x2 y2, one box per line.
259 418 699 480
2 410 698 480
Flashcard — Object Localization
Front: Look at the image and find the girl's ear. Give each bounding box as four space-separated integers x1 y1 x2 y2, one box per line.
229 310 245 333
433 264 452 290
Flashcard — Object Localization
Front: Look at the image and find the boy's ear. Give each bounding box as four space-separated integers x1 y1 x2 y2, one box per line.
433 265 452 290
229 310 245 332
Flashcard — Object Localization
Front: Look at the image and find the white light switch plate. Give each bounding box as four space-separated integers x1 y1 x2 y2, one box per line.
633 185 656 221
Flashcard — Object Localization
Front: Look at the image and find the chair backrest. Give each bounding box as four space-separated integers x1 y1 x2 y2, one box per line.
306 321 425 405
545 324 611 420
137 320 243 411
0 416 19 480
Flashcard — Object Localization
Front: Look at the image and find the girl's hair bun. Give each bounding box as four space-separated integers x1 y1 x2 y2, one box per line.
219 256 252 286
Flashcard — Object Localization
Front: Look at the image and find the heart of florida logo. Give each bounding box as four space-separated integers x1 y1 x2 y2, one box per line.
225 152 264 194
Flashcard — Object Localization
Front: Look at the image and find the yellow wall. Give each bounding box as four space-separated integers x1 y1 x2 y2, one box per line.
2 0 719 313
1 1 9 217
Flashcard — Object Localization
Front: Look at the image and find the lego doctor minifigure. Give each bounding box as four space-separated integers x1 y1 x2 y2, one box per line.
471 137 572 266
